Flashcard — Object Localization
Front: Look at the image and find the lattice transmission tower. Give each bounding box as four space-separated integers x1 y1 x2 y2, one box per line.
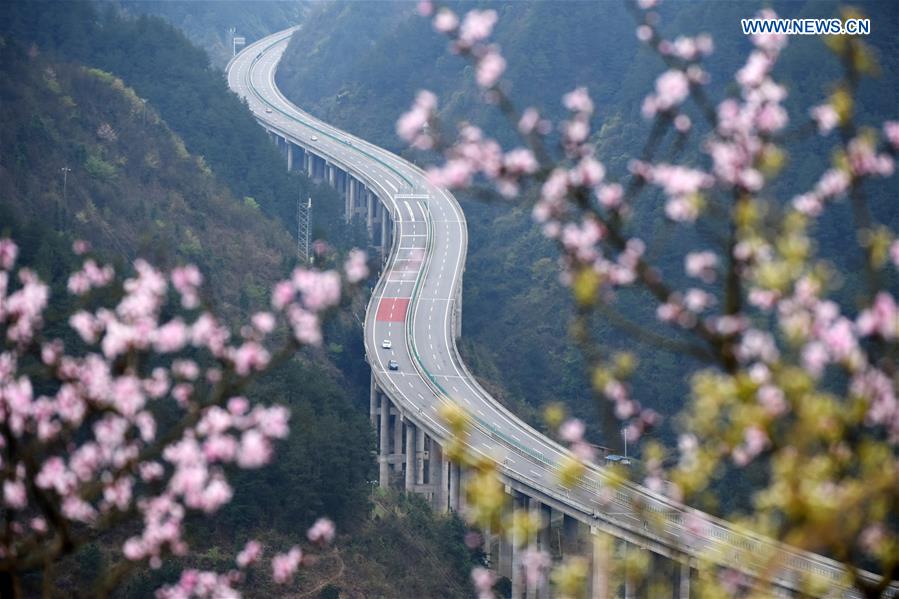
297 196 312 264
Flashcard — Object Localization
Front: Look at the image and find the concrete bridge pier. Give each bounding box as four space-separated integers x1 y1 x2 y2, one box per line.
381 210 390 263
328 163 336 187
448 461 460 512
392 406 403 477
366 193 375 244
378 393 390 488
405 422 415 491
369 372 377 426
679 560 692 599
416 427 426 486
345 179 356 223
306 152 314 179
286 142 293 172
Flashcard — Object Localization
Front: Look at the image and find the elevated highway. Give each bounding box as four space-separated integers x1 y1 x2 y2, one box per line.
227 26 892 598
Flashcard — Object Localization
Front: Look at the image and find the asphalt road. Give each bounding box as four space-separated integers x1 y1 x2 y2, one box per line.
225 27 881 596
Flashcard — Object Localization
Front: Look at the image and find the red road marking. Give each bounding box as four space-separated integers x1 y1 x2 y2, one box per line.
376 298 410 322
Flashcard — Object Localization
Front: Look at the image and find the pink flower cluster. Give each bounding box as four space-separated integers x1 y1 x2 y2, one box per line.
396 90 437 150
67 258 114 296
429 7 505 89
426 124 537 198
0 237 345 593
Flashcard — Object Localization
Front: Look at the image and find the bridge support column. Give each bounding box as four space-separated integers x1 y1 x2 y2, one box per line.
379 394 390 488
448 461 460 512
405 422 415 491
679 561 691 599
393 409 403 474
590 529 612 599
345 179 355 223
369 372 377 426
381 210 389 262
306 153 314 178
328 163 336 187
416 427 426 485
430 443 446 513
366 193 375 244
562 514 580 558
510 493 526 599
540 504 552 598
498 529 513 586
286 143 293 172
427 437 439 503
526 499 551 599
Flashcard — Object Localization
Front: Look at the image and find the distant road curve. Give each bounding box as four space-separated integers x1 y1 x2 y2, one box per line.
226 26 894 597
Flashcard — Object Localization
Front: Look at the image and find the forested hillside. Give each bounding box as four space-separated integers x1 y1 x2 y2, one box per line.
0 2 477 595
276 0 899 446
114 1 309 69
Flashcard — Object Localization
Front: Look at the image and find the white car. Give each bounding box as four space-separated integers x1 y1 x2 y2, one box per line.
265 107 272 114
311 135 318 141
381 339 392 349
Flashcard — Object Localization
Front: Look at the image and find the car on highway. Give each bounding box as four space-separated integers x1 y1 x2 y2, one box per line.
265 107 272 113
311 135 318 141
381 339 392 349
388 360 399 371
343 138 352 145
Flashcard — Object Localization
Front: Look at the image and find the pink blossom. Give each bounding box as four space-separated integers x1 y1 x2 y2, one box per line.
236 430 272 468
3 480 26 509
684 288 715 313
476 50 506 89
518 108 539 135
815 168 850 199
344 249 369 283
271 280 295 311
433 9 458 34
471 566 496 599
792 193 822 217
230 342 270 376
307 517 336 545
416 0 433 18
636 25 652 42
272 546 302 584
520 548 551 588
287 305 322 346
653 70 690 112
237 540 263 568
857 292 897 340
153 319 188 353
884 121 899 150
458 9 497 47
559 418 585 443
292 268 341 312
397 90 437 149
0 239 17 271
747 9 787 53
596 183 623 209
685 251 718 283
171 265 202 310
563 87 594 115
758 385 787 416
737 51 772 89
811 104 839 134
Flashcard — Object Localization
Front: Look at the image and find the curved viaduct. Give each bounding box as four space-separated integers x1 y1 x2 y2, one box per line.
227 26 889 599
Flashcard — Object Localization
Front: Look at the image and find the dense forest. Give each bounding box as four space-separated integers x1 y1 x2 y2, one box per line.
276 0 899 449
0 1 477 596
